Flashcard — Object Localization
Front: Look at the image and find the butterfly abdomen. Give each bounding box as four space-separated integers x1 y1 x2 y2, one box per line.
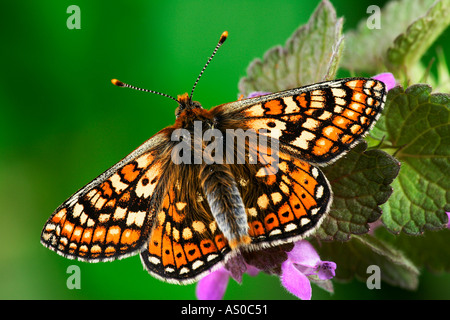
200 164 250 249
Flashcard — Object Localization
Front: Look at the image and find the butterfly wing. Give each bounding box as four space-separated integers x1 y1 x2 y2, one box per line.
139 147 332 283
41 132 172 261
206 78 385 248
215 78 386 165
140 163 231 284
228 142 332 248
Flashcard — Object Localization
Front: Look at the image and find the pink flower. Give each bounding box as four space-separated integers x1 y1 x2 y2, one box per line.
280 240 336 300
446 212 450 229
245 91 271 99
196 258 259 300
195 240 335 300
196 266 230 300
372 72 396 91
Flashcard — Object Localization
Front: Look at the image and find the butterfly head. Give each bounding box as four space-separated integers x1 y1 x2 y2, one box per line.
175 93 203 117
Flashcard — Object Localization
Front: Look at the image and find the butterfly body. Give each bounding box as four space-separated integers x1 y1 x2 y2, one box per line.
41 34 386 284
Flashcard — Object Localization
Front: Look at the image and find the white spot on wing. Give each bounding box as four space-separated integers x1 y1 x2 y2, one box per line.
207 254 218 262
292 131 315 149
110 173 128 193
192 260 204 270
331 88 346 97
269 229 282 236
149 256 160 265
316 185 324 199
302 118 319 130
73 203 84 218
311 167 319 178
179 267 190 275
283 96 300 113
300 217 310 226
284 223 297 232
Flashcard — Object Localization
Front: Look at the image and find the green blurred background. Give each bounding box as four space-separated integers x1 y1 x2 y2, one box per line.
1 0 449 299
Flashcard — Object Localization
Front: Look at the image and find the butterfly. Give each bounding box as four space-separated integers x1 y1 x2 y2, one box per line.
41 31 386 284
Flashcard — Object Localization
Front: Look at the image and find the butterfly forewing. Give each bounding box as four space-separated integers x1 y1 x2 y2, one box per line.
41 133 171 261
219 78 386 165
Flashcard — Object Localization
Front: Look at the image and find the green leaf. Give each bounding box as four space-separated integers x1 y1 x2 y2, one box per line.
315 142 400 241
376 227 450 273
341 0 437 74
387 0 450 79
372 85 450 234
313 234 420 290
238 0 343 96
435 48 450 93
402 50 450 96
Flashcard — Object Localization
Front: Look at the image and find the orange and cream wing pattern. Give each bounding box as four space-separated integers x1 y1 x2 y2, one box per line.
140 181 231 284
41 76 386 285
231 145 332 247
40 134 169 261
232 78 386 164
248 154 331 245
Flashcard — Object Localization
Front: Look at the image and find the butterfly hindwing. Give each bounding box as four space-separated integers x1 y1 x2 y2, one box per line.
41 133 171 261
229 143 332 248
140 164 231 284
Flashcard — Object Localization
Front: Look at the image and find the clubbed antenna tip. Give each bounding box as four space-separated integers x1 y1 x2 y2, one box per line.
190 31 228 99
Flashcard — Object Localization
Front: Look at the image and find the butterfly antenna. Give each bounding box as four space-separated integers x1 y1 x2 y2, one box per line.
111 79 180 105
190 31 228 100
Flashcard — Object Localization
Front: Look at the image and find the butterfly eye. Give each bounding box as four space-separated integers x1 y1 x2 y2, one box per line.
192 101 202 109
